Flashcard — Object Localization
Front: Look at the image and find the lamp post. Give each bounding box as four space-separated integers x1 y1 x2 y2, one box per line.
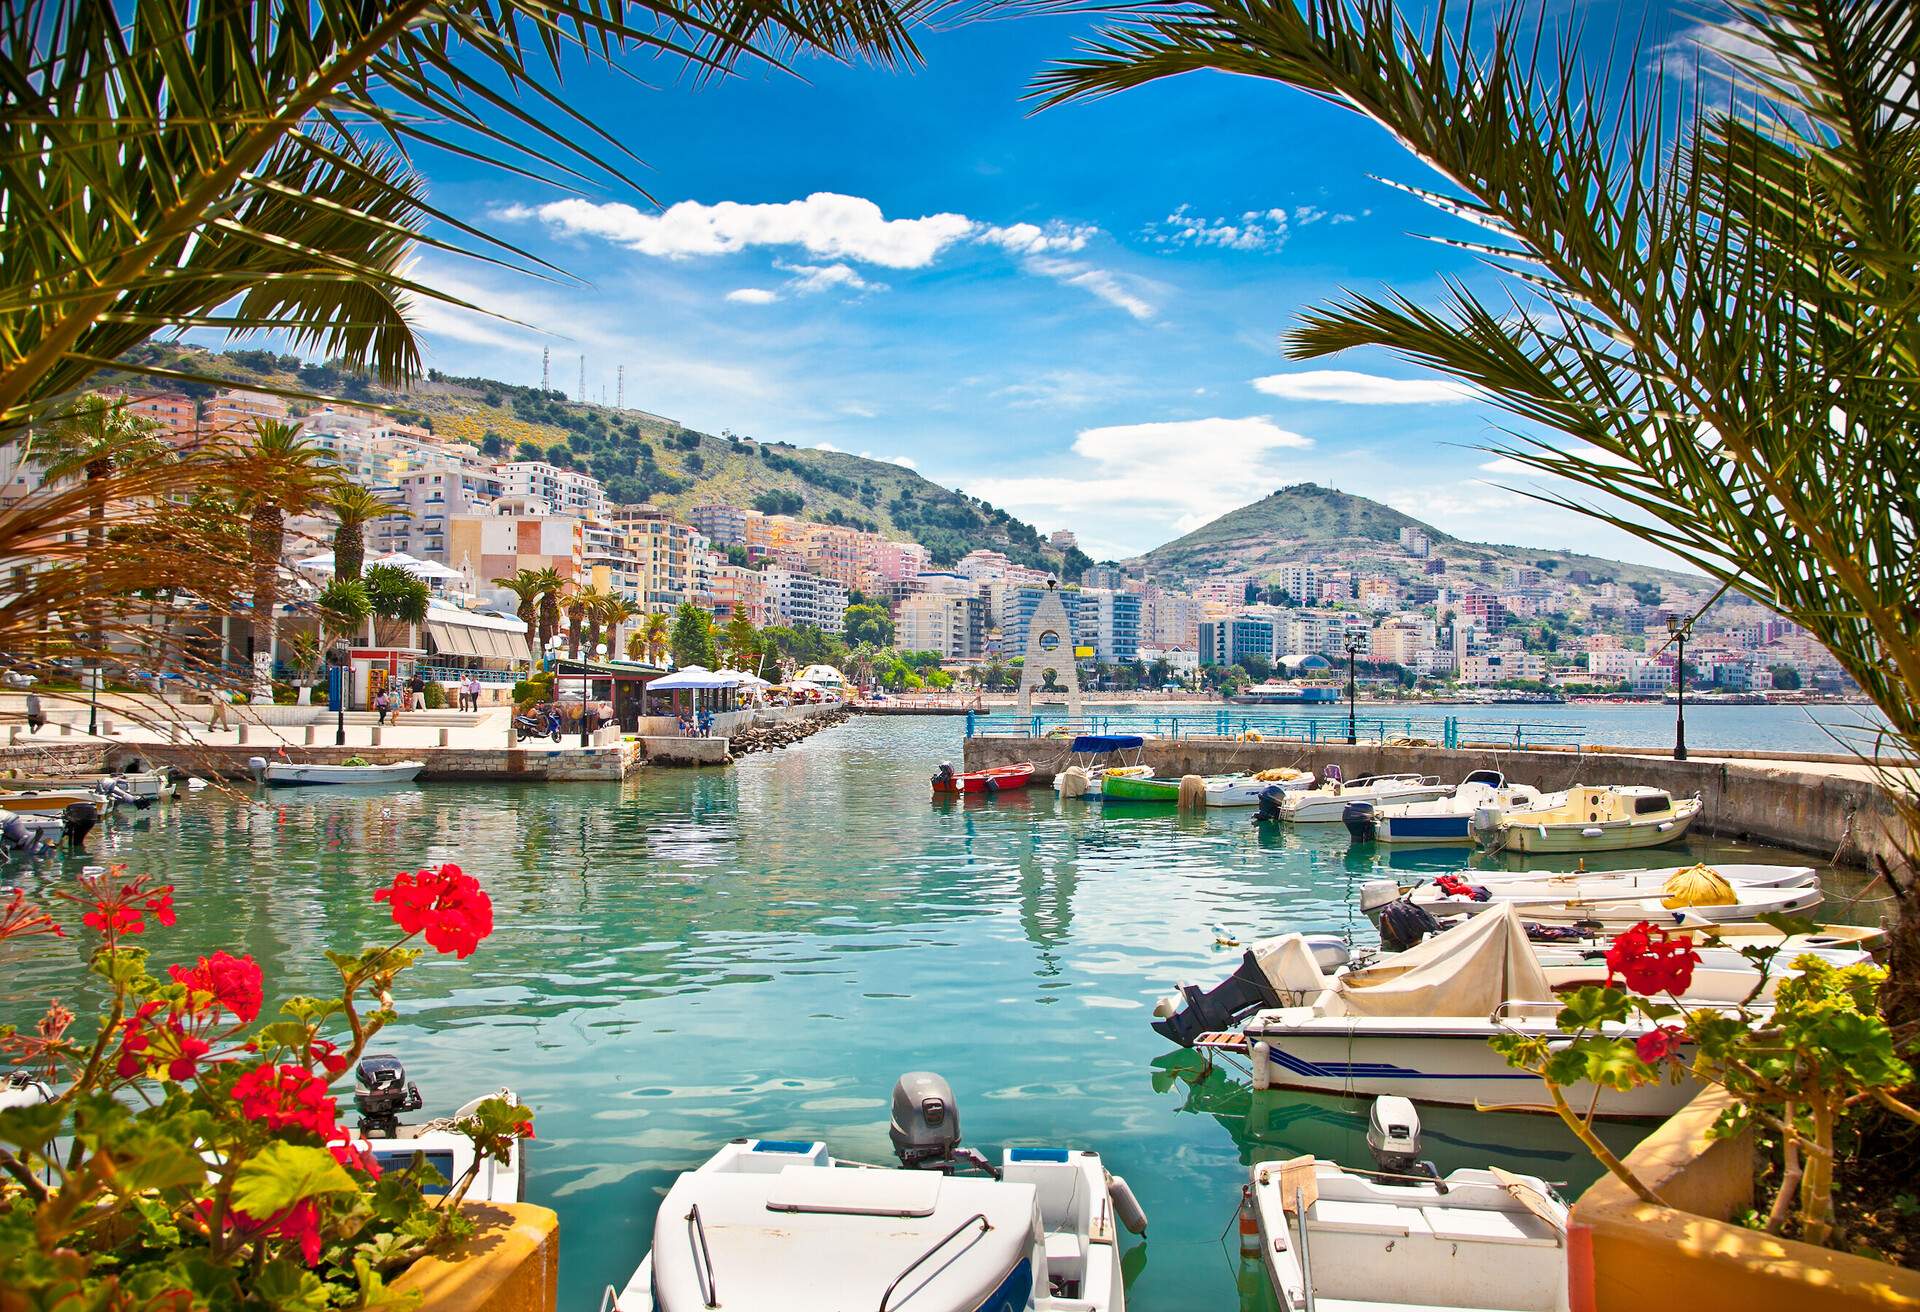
325 640 350 747
86 663 100 736
1667 615 1689 761
1345 634 1361 745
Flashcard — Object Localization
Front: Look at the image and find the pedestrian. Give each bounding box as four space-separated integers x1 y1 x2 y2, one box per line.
467 675 482 712
409 671 426 711
374 689 391 725
206 686 232 733
25 690 44 734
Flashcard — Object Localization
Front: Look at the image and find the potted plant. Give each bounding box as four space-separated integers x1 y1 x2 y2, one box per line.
0 863 541 1308
1491 921 1920 1306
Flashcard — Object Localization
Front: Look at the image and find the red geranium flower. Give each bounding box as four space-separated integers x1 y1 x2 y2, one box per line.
1605 921 1700 996
1636 1024 1689 1064
143 885 176 928
374 863 494 958
0 888 65 942
83 900 145 936
231 1062 339 1138
327 1130 383 1180
169 951 264 1023
114 1001 211 1082
209 1199 327 1266
306 1036 351 1077
515 1119 536 1141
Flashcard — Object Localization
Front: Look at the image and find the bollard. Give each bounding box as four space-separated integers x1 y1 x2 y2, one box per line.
437 728 449 748
369 727 382 747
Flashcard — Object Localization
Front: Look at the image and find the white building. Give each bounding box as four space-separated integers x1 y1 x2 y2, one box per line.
1272 562 1321 602
763 567 849 635
897 593 985 660
498 461 608 520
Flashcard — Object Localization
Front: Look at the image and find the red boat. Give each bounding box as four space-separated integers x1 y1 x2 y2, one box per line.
930 762 1034 794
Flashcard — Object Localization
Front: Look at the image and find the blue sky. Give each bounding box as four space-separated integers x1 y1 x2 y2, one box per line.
408 2 1709 566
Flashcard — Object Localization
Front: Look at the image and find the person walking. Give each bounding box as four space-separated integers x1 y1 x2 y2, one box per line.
408 671 426 711
25 690 45 734
374 688 391 725
206 685 232 734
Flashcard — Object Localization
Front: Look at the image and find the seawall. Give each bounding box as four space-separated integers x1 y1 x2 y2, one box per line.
962 736 1909 871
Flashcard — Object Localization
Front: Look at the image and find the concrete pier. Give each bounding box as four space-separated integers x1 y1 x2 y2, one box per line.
962 735 1913 871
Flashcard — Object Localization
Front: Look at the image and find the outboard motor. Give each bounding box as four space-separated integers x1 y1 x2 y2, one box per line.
889 1072 997 1176
1343 801 1376 844
1150 936 1350 1048
62 802 98 853
353 1053 423 1138
246 755 269 783
931 762 957 790
1358 879 1402 923
1254 784 1287 825
1377 900 1443 953
99 778 150 810
2 813 45 858
1366 1096 1435 1179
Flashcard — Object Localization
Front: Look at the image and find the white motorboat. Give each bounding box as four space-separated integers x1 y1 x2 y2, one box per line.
346 1055 524 1205
1363 865 1823 932
1183 907 1715 1116
1342 771 1554 844
1249 1100 1570 1312
1053 734 1148 798
1206 770 1314 807
1271 771 1451 824
249 757 424 787
2 768 176 803
1485 785 1702 853
611 1073 1146 1312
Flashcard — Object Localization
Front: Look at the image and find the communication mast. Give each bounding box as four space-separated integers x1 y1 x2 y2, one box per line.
541 346 550 392
577 354 586 403
616 365 624 410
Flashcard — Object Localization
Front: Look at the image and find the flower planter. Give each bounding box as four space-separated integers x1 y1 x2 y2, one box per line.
389 1202 559 1312
1571 1086 1920 1312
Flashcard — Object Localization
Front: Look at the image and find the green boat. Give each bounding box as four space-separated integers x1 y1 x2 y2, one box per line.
1101 774 1186 803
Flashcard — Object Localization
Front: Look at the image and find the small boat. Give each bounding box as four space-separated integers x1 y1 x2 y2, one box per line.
1343 770 1552 844
1182 906 1716 1116
2 769 177 803
610 1072 1145 1312
0 787 109 816
1100 773 1186 803
1 803 100 856
1362 866 1822 932
931 762 1034 794
1272 771 1451 824
1230 680 1341 705
346 1054 523 1205
1055 764 1154 798
1249 1100 1571 1312
248 757 425 787
1205 770 1313 807
1053 735 1150 798
1486 785 1702 853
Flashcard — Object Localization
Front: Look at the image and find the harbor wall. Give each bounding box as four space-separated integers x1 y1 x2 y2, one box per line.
19 742 637 782
961 736 1910 871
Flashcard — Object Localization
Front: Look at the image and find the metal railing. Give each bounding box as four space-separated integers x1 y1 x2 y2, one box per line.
965 709 1586 750
686 1204 719 1308
877 1212 991 1312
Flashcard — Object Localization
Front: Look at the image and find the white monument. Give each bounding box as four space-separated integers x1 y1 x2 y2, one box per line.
1016 578 1082 717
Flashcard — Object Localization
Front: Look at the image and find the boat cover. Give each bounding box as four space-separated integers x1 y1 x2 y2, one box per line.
1068 735 1145 753
1334 905 1553 1017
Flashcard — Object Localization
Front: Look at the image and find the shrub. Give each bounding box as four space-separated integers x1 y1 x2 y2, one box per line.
424 681 447 710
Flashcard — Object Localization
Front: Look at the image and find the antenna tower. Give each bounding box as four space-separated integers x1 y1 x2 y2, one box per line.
541 346 550 392
578 354 586 403
616 365 624 410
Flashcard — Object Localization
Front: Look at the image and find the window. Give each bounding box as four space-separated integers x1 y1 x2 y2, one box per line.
1633 794 1671 816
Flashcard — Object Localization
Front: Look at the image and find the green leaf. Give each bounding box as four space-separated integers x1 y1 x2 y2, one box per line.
0 1101 66 1152
346 1256 422 1311
254 1257 333 1311
230 1142 360 1217
1554 985 1632 1031
90 945 150 986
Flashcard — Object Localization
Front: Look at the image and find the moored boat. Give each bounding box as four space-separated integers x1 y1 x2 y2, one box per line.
1055 764 1153 797
1053 735 1150 798
1249 1107 1571 1312
931 761 1034 794
1205 770 1312 806
1343 770 1551 844
1100 773 1186 803
1362 864 1822 932
610 1073 1145 1312
0 787 109 815
1486 785 1702 853
1271 771 1450 824
249 758 425 787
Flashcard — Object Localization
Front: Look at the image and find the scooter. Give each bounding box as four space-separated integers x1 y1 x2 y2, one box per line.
512 712 560 743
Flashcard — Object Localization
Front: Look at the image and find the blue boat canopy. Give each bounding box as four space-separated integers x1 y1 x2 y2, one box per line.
1069 734 1145 753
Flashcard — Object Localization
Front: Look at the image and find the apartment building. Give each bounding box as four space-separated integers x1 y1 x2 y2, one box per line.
897 593 986 660
690 503 750 546
763 567 848 634
608 504 699 611
499 461 608 520
451 501 585 601
1075 588 1143 663
708 562 768 625
1197 617 1276 668
1271 562 1320 601
201 389 291 439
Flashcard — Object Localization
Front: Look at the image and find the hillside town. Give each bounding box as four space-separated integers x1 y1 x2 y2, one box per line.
5 380 1851 699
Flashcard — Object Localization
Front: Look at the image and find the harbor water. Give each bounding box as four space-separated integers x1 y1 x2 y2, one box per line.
0 713 1881 1310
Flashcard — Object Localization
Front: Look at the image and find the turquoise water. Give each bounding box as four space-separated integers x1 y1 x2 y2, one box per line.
0 717 1868 1309
987 700 1894 755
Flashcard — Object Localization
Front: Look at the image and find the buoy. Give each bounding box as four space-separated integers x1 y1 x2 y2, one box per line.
1238 1183 1260 1258
1109 1173 1149 1235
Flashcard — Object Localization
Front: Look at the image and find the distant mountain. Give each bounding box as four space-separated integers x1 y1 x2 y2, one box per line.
1135 483 1698 590
113 346 1089 576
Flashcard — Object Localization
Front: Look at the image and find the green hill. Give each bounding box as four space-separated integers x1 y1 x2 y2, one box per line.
1137 483 1699 590
114 346 1090 576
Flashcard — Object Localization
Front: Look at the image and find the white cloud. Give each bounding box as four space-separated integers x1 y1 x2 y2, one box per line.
1145 204 1290 252
725 287 779 305
1252 369 1478 404
971 416 1313 537
778 261 884 295
856 451 919 470
991 369 1129 410
813 441 841 452
1025 257 1156 321
977 222 1098 255
1479 456 1532 474
505 193 976 268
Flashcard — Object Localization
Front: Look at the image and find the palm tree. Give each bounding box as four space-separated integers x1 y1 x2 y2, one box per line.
232 420 339 699
364 563 430 649
315 578 372 654
329 484 406 581
562 585 589 659
493 569 545 635
528 567 567 654
638 612 672 666
1 3 941 436
595 594 642 660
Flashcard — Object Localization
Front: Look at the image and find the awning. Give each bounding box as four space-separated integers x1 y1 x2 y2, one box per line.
490 629 532 663
1069 735 1145 753
427 621 483 658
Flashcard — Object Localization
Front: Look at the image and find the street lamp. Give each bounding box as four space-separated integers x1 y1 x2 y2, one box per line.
86 661 100 736
1667 614 1689 761
1345 633 1362 745
325 640 351 746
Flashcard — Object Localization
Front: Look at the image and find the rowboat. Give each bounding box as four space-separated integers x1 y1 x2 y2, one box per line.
1054 764 1153 797
930 762 1034 794
1205 771 1312 806
1249 1132 1571 1312
609 1073 1145 1312
1363 869 1822 932
1100 773 1186 803
1 769 177 802
0 788 107 815
1486 785 1702 853
249 759 425 787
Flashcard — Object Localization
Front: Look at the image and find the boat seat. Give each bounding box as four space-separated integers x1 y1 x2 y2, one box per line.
1418 1204 1561 1248
1044 1230 1084 1267
1308 1199 1422 1237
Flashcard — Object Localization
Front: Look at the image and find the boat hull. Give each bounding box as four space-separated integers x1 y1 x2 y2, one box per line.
1286 785 1451 824
261 762 424 787
1101 775 1184 803
1495 810 1699 852
932 763 1034 794
1374 812 1475 844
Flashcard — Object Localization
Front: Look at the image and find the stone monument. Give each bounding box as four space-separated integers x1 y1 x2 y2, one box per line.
1015 578 1082 717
